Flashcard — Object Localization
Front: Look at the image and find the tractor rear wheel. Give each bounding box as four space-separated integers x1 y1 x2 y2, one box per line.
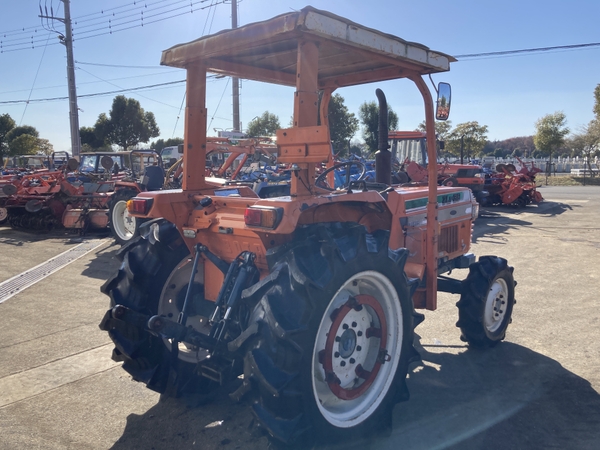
456 256 516 347
108 189 143 245
0 207 7 225
100 224 215 399
242 226 414 445
442 176 459 187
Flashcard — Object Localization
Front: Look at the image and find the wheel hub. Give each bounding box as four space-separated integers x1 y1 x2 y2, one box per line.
322 294 388 401
338 328 357 359
484 279 509 332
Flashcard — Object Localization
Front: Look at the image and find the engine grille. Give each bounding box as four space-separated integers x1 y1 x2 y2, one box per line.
439 225 459 254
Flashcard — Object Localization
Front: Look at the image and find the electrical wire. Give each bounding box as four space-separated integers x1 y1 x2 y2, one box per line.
19 31 54 125
0 70 181 95
208 77 230 130
0 80 186 104
0 75 224 104
0 0 226 53
76 65 180 109
455 42 600 59
74 60 171 69
172 92 186 137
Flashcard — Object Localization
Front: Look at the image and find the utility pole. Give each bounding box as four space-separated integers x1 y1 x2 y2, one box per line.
231 0 240 133
39 0 81 158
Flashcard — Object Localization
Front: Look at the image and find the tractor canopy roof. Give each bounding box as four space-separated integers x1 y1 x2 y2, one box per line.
160 6 455 88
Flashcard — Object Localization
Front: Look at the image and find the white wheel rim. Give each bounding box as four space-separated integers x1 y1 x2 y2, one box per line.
484 278 509 333
112 200 137 241
157 257 211 364
0 207 7 222
312 270 403 428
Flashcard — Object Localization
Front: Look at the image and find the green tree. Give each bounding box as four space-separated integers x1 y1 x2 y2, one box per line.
416 120 453 141
594 84 600 119
246 111 280 137
328 94 359 156
94 96 160 151
8 134 39 155
570 120 600 176
445 121 489 159
6 125 39 143
0 113 16 165
533 112 570 161
151 137 184 153
37 138 54 155
80 126 109 151
358 101 399 152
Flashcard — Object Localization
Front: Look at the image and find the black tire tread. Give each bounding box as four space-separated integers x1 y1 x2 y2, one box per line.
456 256 516 348
242 224 414 445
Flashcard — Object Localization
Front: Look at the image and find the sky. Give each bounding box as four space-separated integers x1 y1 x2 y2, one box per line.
1 0 600 153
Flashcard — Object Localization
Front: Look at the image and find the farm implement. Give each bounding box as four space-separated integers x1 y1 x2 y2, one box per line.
484 158 543 207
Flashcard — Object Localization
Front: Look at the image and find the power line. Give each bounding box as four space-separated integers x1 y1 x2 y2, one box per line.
74 60 171 69
0 75 223 105
75 65 181 109
0 80 186 104
455 42 600 59
0 0 225 53
0 70 180 95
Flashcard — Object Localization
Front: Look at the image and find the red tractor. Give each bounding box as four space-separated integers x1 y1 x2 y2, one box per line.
99 7 516 446
389 131 489 204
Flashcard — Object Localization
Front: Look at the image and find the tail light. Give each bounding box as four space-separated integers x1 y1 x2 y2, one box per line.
244 206 283 229
126 197 153 215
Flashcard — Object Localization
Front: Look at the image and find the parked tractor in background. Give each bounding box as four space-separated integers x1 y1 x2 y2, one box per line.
106 150 165 244
389 131 489 204
99 7 516 447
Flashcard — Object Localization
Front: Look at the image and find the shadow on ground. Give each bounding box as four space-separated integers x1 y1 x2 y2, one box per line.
0 226 110 246
473 200 578 244
81 240 120 280
110 339 600 450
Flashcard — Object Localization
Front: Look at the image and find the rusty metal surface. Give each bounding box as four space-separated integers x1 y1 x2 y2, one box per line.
160 6 455 88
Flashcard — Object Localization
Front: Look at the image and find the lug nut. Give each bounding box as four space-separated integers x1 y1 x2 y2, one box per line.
350 358 356 364
342 323 349 330
340 361 346 367
352 321 357 328
334 352 340 358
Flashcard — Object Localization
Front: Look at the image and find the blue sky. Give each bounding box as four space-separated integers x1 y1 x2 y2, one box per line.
1 0 599 153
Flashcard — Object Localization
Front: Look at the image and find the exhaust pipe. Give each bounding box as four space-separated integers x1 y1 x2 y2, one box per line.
375 88 391 185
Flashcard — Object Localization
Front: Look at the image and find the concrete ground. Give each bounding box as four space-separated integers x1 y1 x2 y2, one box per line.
0 185 599 450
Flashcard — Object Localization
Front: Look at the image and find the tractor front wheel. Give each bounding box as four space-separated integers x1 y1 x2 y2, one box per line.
108 189 142 245
456 256 516 347
242 226 414 445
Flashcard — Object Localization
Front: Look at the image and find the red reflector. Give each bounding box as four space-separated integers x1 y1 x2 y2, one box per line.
127 198 151 215
244 208 263 226
244 207 282 229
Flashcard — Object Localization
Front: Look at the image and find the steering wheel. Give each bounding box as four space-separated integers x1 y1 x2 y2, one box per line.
315 161 366 190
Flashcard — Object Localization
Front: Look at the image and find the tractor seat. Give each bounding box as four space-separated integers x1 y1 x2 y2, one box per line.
142 165 165 191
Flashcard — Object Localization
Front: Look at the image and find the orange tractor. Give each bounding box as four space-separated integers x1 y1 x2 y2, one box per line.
99 7 516 446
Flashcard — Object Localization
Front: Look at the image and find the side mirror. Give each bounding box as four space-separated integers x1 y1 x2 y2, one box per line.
178 144 184 154
436 82 451 121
